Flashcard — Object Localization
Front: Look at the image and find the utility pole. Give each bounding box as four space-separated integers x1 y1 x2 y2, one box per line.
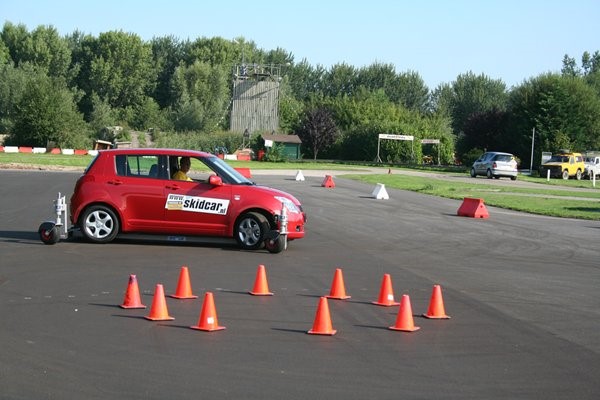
530 127 535 173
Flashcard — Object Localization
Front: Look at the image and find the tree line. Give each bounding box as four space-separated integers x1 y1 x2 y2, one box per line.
1 21 599 168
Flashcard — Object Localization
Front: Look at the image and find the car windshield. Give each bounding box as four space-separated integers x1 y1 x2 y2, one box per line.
201 155 254 185
548 155 569 162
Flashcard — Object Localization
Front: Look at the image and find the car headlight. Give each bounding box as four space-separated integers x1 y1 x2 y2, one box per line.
275 196 300 214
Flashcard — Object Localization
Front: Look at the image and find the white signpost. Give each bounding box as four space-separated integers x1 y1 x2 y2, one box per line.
375 134 414 163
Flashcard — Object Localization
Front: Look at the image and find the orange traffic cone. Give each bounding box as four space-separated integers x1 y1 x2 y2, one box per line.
326 268 351 300
169 266 198 299
190 292 226 331
308 297 337 335
389 294 420 332
120 274 146 309
372 274 400 306
249 264 273 296
145 284 174 321
321 175 335 188
422 284 451 319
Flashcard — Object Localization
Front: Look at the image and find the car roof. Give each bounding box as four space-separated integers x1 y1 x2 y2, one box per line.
98 148 213 157
485 151 513 155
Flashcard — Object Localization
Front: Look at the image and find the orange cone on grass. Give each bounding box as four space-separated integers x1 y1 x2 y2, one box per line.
326 268 351 300
389 294 420 332
308 297 337 335
145 284 174 321
423 284 450 319
372 273 400 306
120 274 146 309
190 292 226 331
249 264 273 296
169 266 198 299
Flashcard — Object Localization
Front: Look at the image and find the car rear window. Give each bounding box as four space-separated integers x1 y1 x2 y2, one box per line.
494 154 513 162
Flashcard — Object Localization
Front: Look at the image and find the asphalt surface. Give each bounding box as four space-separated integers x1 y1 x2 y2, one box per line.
1 169 599 399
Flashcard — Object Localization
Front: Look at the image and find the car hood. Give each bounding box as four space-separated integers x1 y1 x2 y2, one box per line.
247 184 302 205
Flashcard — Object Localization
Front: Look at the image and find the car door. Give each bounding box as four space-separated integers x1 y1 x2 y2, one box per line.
109 154 167 231
473 153 488 174
162 176 233 236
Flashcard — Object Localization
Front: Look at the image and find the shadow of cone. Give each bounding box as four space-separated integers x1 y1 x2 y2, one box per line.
422 284 451 319
326 268 351 300
169 266 198 299
120 274 146 309
190 292 226 332
389 294 420 332
249 264 273 296
372 273 400 306
308 297 337 335
145 284 174 321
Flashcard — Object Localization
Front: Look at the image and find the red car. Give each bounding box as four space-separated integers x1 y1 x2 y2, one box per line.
68 148 306 253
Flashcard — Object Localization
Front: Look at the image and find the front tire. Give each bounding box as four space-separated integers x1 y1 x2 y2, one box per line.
235 212 269 250
39 222 59 245
576 170 582 180
470 168 476 178
80 205 119 243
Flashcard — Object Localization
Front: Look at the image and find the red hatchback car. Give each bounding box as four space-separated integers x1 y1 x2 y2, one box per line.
68 149 306 253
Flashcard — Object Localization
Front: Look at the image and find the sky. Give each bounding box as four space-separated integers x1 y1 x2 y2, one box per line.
2 0 599 90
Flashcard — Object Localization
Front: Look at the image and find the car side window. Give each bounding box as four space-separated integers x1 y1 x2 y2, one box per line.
115 155 163 178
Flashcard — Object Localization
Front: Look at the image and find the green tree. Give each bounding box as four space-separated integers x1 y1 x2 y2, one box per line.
74 31 155 114
170 61 229 132
150 35 188 109
446 71 508 135
1 23 71 79
10 73 89 148
508 73 600 168
0 63 30 132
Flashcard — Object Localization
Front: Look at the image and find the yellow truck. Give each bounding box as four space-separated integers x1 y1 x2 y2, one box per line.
538 151 585 180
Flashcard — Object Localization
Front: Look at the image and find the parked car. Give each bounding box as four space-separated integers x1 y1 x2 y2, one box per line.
583 154 600 179
470 152 518 180
539 151 585 180
69 148 306 253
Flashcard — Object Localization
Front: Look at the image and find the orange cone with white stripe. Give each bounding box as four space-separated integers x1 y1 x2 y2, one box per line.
190 292 226 332
372 274 400 306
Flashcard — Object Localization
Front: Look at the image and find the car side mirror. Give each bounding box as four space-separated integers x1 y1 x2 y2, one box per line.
209 175 223 186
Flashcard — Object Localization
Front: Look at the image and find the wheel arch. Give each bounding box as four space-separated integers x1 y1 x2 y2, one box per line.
231 207 275 235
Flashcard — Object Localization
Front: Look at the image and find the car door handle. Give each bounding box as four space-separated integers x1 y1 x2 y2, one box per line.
165 184 181 190
107 180 123 185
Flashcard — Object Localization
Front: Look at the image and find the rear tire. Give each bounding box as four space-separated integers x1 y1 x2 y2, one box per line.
80 205 119 243
486 169 493 179
562 170 569 180
39 222 59 245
